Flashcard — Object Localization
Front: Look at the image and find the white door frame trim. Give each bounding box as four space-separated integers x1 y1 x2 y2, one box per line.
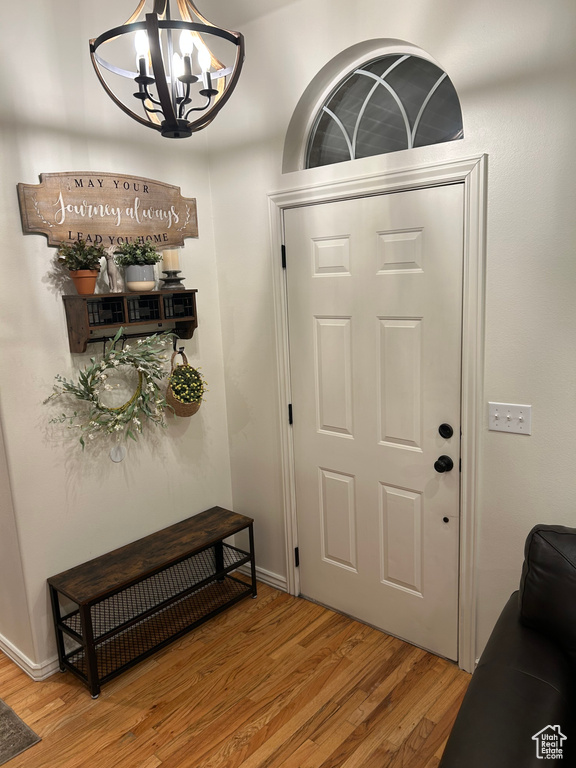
268 154 486 672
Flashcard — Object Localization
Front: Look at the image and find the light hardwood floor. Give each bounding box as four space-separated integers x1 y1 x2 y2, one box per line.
0 583 469 768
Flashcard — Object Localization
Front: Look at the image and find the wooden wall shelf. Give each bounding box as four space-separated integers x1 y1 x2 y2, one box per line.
62 289 198 353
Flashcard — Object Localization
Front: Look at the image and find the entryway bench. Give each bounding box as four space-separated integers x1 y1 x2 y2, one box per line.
48 507 256 697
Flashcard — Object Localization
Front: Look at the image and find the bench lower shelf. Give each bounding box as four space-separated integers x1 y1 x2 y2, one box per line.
64 575 252 685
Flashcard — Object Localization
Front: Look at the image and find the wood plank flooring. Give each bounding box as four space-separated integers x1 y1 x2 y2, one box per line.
0 583 469 768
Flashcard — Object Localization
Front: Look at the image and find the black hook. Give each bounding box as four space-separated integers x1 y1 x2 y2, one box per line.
172 335 185 353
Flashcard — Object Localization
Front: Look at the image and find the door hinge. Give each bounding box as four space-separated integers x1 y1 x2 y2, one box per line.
281 244 287 269
294 547 300 567
288 404 293 424
459 458 462 472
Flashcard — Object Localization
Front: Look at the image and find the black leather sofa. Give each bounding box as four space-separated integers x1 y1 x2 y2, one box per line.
440 524 576 767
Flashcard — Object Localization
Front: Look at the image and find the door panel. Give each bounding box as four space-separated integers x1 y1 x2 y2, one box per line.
378 317 423 447
285 184 464 660
315 317 354 436
320 468 357 571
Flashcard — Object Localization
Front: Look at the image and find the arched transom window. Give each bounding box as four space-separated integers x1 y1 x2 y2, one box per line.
306 54 463 169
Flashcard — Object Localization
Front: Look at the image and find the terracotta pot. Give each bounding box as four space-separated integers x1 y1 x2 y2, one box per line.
70 269 99 295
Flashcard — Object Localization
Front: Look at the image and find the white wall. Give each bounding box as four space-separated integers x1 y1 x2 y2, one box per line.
0 419 35 666
0 0 232 668
207 0 576 657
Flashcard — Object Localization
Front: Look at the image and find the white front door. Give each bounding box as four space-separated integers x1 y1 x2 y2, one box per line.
285 184 464 660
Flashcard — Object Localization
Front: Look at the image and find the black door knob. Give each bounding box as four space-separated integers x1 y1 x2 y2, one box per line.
434 455 454 473
438 423 454 439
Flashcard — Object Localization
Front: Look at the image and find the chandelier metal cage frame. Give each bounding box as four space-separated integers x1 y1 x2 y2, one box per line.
90 0 245 138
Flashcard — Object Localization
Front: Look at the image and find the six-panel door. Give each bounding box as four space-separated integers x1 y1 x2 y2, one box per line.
285 184 464 660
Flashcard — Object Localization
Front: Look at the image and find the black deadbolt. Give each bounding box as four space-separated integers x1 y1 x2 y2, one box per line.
434 455 454 473
438 423 454 439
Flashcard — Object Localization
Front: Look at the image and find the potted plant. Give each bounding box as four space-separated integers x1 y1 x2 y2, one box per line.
114 241 162 292
57 240 105 295
166 350 206 417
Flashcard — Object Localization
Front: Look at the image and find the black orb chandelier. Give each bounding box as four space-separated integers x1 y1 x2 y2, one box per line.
90 0 245 138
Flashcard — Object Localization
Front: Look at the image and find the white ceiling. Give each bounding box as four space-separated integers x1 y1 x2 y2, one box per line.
202 0 300 29
93 1 299 33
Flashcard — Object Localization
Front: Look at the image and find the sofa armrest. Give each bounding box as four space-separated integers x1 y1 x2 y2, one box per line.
440 593 573 768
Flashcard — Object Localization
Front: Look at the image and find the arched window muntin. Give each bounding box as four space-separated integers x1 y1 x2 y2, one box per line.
306 53 463 169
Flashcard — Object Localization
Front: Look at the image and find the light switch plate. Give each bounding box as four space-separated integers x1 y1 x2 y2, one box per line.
488 402 532 434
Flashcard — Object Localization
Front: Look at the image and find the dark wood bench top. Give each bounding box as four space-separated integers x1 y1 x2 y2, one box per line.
47 507 253 605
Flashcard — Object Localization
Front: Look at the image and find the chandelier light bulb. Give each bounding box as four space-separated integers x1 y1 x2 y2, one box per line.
179 30 195 58
197 45 211 73
172 52 184 79
134 30 149 58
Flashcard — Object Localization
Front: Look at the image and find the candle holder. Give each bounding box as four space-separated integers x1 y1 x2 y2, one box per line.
160 270 186 290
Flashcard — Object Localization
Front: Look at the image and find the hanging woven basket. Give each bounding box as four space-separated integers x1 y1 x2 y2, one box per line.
166 350 203 417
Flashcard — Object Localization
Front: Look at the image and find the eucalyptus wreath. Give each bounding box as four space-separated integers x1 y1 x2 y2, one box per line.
45 328 173 448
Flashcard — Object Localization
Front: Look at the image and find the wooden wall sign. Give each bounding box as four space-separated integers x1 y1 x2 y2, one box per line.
17 172 198 248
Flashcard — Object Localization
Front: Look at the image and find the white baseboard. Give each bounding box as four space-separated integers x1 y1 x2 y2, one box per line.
0 632 59 681
237 564 287 593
